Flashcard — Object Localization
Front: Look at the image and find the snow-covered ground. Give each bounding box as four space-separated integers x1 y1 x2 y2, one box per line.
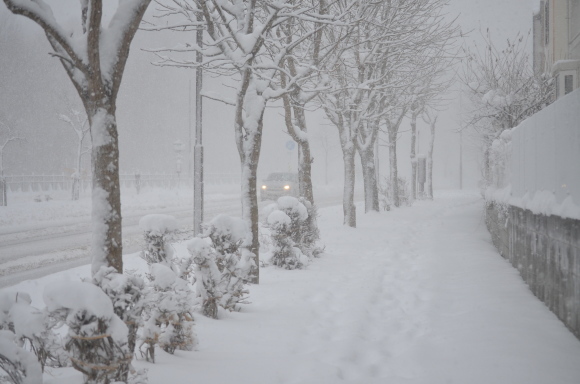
4 190 580 383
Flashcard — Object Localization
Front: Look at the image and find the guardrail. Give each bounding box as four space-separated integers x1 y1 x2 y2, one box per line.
2 173 240 192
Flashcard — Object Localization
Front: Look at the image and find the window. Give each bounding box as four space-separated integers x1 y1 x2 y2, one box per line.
564 75 573 95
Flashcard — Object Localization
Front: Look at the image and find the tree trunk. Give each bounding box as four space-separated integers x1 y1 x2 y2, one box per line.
235 76 265 284
358 144 379 212
342 147 356 227
410 111 418 202
427 119 435 199
293 106 315 204
388 130 400 208
88 106 123 275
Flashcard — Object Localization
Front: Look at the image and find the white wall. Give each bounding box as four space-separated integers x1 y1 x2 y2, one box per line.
510 89 580 203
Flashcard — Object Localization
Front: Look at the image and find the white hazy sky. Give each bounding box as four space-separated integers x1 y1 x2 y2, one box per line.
0 0 540 190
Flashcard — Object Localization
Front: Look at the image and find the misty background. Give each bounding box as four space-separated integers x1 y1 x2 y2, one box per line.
0 0 537 191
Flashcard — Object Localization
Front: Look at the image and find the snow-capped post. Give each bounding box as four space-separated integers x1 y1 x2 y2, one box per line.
147 0 339 284
187 238 221 319
139 214 178 266
2 0 152 275
0 121 25 207
43 281 131 384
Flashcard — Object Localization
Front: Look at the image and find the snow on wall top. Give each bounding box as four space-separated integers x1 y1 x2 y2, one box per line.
487 89 580 220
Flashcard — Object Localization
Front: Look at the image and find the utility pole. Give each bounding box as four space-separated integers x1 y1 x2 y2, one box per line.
193 16 204 236
459 129 463 190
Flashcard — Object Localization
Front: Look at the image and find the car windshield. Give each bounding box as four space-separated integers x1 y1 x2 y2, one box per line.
265 173 297 182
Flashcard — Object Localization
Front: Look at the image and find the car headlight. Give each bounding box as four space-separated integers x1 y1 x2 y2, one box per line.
262 185 267 190
284 185 290 190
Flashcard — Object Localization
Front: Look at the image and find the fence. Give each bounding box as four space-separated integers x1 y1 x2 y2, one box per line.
485 89 580 340
510 89 580 203
3 173 240 193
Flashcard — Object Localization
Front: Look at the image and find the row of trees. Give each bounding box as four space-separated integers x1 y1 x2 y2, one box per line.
0 0 461 294
148 0 460 278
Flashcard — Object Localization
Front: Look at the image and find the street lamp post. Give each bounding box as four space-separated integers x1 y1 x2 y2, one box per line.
193 14 204 236
174 139 185 188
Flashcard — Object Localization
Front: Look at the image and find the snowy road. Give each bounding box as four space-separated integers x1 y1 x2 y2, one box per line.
0 190 344 288
0 196 239 287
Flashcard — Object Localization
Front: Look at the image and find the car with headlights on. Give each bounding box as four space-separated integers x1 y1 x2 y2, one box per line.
260 172 299 201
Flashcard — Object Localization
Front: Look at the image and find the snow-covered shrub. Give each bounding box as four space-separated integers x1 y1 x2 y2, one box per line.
267 210 308 270
187 238 222 319
0 291 68 373
203 215 250 311
0 330 42 384
91 267 145 378
44 281 130 384
274 196 323 259
139 214 178 266
297 198 323 258
379 177 410 210
139 264 196 362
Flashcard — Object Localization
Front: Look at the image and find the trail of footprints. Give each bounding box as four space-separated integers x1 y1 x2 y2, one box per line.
292 220 433 382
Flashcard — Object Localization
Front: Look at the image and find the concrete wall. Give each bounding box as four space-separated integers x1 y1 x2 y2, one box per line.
510 89 580 204
486 201 580 340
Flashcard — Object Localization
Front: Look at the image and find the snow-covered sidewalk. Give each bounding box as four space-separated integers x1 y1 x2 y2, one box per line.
8 190 580 384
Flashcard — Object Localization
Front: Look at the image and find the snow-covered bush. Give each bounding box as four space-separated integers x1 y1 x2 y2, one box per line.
139 214 178 266
91 267 145 377
297 198 323 258
203 215 250 311
379 177 410 210
0 330 42 384
187 238 222 319
44 281 130 384
139 264 196 362
267 210 308 270
0 291 68 374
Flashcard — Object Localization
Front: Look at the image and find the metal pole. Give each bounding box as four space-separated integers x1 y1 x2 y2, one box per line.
193 17 204 236
459 129 463 190
188 79 192 178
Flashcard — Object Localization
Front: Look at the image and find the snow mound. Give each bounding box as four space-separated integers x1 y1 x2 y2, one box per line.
150 263 177 290
43 281 114 318
277 196 308 221
268 210 291 226
208 214 248 242
139 214 178 234
187 237 212 258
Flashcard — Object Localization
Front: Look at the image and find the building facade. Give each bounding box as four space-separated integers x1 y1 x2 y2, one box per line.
533 0 580 99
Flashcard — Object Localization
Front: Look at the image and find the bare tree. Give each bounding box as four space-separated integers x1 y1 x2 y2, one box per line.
149 0 337 283
58 101 90 201
3 0 152 275
0 121 25 206
460 30 553 185
422 108 438 199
